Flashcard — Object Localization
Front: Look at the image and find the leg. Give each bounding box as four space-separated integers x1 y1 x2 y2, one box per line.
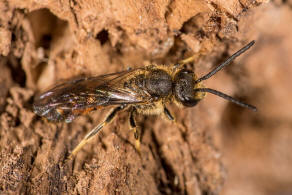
129 107 141 152
174 53 201 69
164 106 187 133
69 105 126 159
163 106 175 121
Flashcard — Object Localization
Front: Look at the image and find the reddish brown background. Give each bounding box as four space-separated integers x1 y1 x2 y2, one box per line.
1 0 292 194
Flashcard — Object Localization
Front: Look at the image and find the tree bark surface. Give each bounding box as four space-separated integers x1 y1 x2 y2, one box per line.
2 1 292 195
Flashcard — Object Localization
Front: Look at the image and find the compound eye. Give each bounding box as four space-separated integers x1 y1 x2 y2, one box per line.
181 97 200 107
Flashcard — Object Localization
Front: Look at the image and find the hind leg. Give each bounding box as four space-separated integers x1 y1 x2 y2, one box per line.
69 105 126 159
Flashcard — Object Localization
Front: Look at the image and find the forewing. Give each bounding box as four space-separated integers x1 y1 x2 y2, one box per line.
33 68 149 122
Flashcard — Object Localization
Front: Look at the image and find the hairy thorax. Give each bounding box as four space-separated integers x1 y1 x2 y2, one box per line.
123 66 173 115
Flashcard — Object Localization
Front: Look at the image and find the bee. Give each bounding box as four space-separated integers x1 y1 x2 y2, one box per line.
33 41 256 158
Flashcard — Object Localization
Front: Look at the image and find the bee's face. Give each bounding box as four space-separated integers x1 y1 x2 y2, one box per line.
174 69 201 107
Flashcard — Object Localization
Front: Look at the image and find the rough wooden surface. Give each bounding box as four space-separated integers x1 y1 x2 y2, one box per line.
2 0 292 195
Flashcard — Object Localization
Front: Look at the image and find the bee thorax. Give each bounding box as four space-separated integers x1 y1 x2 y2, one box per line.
145 69 172 97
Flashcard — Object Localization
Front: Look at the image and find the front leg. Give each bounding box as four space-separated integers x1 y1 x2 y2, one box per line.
163 106 188 133
163 106 175 121
173 53 201 70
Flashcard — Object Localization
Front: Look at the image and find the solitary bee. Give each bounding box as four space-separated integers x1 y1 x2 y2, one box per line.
33 41 256 158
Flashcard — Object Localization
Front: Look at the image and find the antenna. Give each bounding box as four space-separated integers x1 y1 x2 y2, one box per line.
195 41 255 83
194 88 257 111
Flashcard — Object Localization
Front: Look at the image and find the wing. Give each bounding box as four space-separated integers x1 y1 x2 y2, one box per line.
33 68 150 123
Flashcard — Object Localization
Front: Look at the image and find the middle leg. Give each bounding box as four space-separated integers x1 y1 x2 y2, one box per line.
129 107 141 152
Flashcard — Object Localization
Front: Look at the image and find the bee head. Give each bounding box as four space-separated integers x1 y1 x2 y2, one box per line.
174 41 257 111
174 69 204 107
